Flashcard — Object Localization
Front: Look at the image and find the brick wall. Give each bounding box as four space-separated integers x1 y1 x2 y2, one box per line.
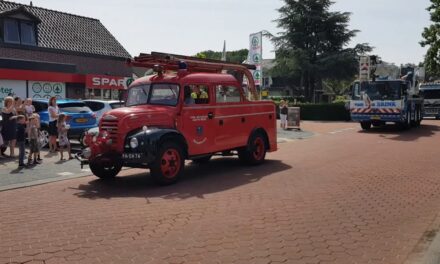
0 47 132 76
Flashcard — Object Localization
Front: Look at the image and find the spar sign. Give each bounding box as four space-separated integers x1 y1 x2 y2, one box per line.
86 75 132 90
249 32 263 86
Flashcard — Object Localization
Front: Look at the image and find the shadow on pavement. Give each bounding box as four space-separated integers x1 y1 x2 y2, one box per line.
359 124 440 141
71 159 291 200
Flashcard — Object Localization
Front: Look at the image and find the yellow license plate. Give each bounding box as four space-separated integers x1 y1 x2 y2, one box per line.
370 115 381 120
75 118 88 123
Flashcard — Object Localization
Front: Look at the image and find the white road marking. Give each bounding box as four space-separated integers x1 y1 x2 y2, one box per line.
81 168 91 172
329 127 356 135
57 172 74 176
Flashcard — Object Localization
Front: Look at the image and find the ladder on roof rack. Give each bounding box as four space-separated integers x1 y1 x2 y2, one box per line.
127 52 259 100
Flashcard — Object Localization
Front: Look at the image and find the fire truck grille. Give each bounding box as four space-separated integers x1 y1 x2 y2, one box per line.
100 120 118 144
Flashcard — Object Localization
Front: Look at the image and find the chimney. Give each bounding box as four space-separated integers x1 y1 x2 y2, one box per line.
30 1 33 6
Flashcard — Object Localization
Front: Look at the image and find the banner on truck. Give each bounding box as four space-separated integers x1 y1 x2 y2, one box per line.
249 32 263 86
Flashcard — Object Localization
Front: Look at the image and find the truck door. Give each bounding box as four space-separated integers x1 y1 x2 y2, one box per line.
213 84 248 150
180 84 217 156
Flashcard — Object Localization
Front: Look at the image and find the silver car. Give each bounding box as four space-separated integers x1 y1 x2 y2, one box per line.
83 100 124 122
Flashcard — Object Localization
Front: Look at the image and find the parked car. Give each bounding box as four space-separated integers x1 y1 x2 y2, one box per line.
83 100 125 121
32 99 97 147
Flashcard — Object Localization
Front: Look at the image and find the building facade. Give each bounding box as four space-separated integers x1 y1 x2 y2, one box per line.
0 1 132 104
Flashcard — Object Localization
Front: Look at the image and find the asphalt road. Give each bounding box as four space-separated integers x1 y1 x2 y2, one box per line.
1 120 439 264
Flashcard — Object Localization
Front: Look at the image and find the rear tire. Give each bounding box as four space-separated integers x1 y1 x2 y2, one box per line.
90 159 122 179
238 132 267 165
360 122 371 130
150 142 185 185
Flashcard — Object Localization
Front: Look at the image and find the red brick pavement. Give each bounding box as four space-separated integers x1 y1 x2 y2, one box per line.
1 121 440 264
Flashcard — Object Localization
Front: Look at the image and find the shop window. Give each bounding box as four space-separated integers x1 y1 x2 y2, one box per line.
3 18 37 46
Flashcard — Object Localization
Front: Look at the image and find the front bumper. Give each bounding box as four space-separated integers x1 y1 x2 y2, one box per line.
351 114 403 122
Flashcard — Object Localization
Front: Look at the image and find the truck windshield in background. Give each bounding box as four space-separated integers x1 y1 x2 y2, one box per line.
419 84 440 100
361 81 402 101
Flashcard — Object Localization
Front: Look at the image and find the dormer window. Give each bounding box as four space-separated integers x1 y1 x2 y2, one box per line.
1 6 40 46
4 19 36 46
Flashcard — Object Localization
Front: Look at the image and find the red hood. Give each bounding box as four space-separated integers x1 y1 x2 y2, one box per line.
101 105 176 131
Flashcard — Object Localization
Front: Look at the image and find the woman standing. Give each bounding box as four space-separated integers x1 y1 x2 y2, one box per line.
1 97 17 157
279 100 289 130
48 97 59 153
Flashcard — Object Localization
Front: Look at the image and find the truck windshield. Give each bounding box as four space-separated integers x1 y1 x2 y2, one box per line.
126 85 150 107
126 84 180 107
420 87 440 99
360 82 402 101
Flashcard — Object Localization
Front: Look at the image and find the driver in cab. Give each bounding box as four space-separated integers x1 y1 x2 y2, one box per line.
190 86 209 104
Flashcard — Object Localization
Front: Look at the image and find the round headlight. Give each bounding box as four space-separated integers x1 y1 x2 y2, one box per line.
83 148 92 159
130 138 139 149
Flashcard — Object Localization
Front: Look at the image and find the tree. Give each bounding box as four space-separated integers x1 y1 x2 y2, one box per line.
421 0 440 77
272 0 369 101
195 49 249 64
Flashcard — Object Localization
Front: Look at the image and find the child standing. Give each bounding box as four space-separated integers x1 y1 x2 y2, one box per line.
16 115 26 167
27 115 40 165
57 114 72 160
33 113 42 161
24 98 35 119
280 100 289 130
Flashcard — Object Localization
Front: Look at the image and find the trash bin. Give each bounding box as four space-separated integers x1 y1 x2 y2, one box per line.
287 107 300 130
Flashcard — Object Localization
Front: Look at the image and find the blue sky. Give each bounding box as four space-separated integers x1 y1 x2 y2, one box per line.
15 0 431 65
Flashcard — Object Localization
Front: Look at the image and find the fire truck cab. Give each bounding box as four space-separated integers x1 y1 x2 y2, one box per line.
79 52 277 185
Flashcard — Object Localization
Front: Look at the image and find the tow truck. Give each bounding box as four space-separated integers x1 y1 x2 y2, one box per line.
350 57 424 130
419 82 440 119
78 52 277 185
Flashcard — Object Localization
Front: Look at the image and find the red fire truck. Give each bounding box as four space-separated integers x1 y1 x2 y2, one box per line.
79 52 277 185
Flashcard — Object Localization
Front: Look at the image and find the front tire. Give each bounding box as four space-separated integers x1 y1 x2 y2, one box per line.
360 122 371 130
238 132 267 165
90 159 122 179
150 142 185 185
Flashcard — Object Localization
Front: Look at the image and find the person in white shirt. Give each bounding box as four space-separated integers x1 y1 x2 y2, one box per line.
48 97 59 153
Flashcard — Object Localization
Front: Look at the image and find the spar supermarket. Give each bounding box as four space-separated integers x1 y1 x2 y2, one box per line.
0 1 132 104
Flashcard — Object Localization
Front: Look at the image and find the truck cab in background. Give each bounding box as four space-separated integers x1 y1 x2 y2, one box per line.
419 82 440 119
349 56 424 130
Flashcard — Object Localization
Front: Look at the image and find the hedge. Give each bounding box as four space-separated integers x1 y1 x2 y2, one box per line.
276 103 350 121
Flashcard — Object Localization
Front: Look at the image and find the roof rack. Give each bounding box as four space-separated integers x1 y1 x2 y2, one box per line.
128 52 258 100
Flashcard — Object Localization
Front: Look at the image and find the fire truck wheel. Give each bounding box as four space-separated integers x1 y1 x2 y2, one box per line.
360 122 371 130
150 142 185 185
192 155 212 164
90 160 122 179
238 132 267 165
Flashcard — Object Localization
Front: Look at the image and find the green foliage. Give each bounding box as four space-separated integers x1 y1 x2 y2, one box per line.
322 79 354 96
295 103 350 121
195 49 249 64
421 0 440 77
272 0 372 101
273 100 350 121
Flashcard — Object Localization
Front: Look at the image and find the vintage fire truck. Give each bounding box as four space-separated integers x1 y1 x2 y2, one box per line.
78 52 277 185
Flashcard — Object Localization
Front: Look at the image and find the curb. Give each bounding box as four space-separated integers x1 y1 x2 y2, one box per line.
405 211 440 264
